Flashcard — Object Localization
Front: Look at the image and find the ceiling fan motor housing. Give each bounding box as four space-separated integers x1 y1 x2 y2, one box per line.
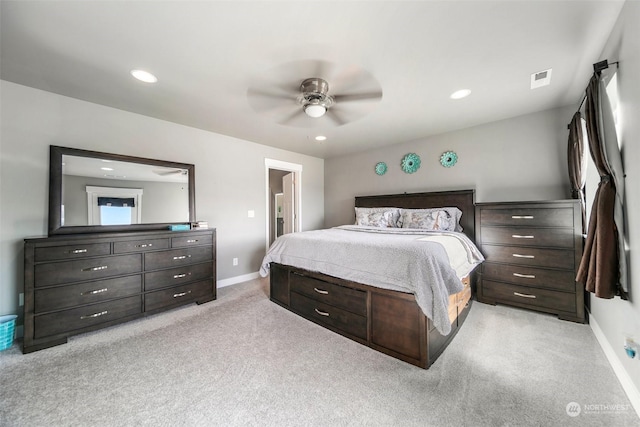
298 78 334 114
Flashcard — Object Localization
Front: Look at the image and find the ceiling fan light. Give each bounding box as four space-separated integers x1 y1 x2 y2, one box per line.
304 104 326 118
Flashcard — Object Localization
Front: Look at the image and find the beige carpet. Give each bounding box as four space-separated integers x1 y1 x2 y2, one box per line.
0 277 637 426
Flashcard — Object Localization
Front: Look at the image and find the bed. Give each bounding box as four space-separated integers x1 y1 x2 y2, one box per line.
260 189 483 368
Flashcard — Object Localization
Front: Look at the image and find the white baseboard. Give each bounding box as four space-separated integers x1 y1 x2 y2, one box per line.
589 313 640 418
217 272 261 288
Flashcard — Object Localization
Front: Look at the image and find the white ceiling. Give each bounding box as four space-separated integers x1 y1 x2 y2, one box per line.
0 1 625 159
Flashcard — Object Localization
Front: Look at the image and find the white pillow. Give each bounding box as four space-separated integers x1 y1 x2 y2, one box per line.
355 207 401 228
400 207 463 232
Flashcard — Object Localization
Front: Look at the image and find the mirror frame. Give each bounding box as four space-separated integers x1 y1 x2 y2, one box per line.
49 145 195 235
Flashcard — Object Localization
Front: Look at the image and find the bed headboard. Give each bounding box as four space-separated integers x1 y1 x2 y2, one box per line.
354 189 476 241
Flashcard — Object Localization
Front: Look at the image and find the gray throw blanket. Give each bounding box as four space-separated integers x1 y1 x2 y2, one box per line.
260 226 484 335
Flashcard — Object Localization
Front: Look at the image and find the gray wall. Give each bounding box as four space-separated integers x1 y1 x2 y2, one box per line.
324 105 574 228
0 81 324 322
587 0 640 400
63 175 189 225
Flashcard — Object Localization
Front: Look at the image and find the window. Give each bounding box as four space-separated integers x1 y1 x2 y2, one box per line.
86 186 143 226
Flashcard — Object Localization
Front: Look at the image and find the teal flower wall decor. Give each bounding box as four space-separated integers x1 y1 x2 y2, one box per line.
401 153 421 174
440 151 458 168
375 162 387 175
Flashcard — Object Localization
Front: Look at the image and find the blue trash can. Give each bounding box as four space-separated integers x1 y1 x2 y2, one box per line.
0 314 17 351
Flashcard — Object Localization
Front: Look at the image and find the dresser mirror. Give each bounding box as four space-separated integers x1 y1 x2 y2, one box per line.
49 145 195 235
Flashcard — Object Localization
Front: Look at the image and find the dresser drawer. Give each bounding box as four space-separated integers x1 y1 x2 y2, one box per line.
482 245 574 270
34 295 142 338
34 275 142 312
291 291 367 340
290 273 367 316
482 263 576 292
480 208 574 228
144 246 213 271
482 280 577 313
34 254 142 287
114 238 169 254
144 262 214 291
35 243 111 262
480 226 574 248
172 234 214 248
144 280 213 312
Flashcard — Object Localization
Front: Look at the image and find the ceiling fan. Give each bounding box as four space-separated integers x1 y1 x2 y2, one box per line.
152 168 187 176
247 60 383 127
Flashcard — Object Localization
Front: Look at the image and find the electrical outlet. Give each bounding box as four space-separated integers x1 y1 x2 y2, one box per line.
19 293 24 307
233 258 238 266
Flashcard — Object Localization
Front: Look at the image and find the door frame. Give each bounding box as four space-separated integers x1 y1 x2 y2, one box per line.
264 158 302 253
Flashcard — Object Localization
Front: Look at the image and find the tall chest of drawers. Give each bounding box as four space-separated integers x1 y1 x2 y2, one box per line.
23 229 216 353
475 200 585 323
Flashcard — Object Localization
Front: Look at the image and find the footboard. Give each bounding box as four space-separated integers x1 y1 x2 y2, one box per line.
269 263 472 369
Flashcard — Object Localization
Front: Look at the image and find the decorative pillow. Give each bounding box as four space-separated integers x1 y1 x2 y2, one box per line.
400 207 463 232
355 207 401 228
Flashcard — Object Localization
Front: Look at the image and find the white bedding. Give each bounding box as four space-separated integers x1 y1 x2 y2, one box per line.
260 225 484 335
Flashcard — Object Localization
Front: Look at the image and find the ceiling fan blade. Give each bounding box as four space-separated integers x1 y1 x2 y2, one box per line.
277 107 303 126
247 88 294 101
333 91 383 103
325 109 346 126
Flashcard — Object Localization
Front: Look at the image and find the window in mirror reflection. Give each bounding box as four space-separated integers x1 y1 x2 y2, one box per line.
100 206 133 225
86 186 143 226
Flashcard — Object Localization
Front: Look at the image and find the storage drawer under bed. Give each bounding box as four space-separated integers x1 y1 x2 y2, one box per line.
289 272 367 316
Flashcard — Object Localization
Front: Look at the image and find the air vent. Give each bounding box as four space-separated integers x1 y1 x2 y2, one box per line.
531 68 552 89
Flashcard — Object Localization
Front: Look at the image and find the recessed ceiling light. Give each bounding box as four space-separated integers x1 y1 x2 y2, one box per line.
100 167 114 171
130 69 158 83
315 135 327 141
450 89 471 100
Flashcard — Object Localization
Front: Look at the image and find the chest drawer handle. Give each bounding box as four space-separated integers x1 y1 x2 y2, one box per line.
82 265 108 272
513 254 535 259
69 249 88 254
313 287 329 295
173 273 191 279
173 290 192 298
172 255 192 260
511 215 534 219
80 310 108 319
513 273 536 279
314 308 330 317
81 288 108 296
512 235 534 239
136 243 153 248
186 239 198 243
513 292 537 299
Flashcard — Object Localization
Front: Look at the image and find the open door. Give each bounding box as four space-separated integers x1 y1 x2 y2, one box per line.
282 173 294 235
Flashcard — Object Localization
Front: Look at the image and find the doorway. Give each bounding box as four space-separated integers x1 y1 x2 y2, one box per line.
265 159 302 252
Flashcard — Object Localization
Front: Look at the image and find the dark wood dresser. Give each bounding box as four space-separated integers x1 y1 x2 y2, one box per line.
475 200 585 323
23 228 216 353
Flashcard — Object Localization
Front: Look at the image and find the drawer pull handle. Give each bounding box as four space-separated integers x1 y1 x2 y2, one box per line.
172 255 192 260
314 308 330 317
513 273 536 279
173 273 191 279
513 292 537 299
511 215 534 219
135 243 153 248
81 288 108 296
513 254 535 259
186 239 198 243
313 287 329 295
69 249 88 254
80 310 108 319
82 265 108 272
512 235 534 239
173 290 192 298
